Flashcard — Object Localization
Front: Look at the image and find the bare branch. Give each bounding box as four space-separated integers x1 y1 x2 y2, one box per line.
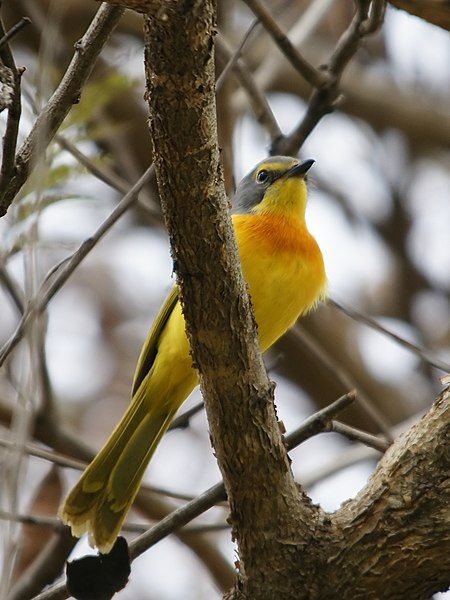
31 391 356 600
0 3 124 217
302 411 425 489
0 15 24 196
0 16 31 49
284 390 356 448
248 26 450 148
330 420 390 452
330 298 450 373
0 166 154 367
215 34 282 142
242 0 328 89
273 0 386 155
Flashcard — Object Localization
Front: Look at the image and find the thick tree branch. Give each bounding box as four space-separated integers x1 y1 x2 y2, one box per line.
142 2 323 597
328 388 450 599
31 393 356 600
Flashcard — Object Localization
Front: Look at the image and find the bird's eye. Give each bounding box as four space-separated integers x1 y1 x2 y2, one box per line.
256 169 269 183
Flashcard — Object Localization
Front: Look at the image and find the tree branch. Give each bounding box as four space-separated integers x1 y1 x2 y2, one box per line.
242 0 328 89
0 166 154 367
273 0 386 155
0 3 124 217
329 298 450 373
0 16 30 49
215 33 282 143
31 392 356 600
142 2 325 596
328 388 450 599
0 13 25 197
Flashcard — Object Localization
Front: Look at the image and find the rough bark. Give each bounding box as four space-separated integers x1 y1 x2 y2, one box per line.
95 0 450 31
143 2 323 598
328 388 450 599
141 2 450 599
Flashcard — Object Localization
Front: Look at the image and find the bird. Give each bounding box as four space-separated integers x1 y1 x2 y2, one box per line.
59 155 327 553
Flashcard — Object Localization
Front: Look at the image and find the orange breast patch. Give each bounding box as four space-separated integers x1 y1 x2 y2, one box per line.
233 213 322 259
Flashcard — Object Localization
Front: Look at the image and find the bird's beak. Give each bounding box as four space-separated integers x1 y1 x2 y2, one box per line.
284 159 315 179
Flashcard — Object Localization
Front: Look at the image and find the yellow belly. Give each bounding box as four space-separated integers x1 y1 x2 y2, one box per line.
152 211 326 407
235 215 326 351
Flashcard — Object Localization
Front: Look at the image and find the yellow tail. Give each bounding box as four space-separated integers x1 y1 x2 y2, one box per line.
60 289 197 553
59 391 175 553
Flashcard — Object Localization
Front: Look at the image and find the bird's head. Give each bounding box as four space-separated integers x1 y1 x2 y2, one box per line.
232 156 314 219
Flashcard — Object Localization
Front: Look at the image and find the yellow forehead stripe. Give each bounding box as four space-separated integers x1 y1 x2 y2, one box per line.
253 160 298 180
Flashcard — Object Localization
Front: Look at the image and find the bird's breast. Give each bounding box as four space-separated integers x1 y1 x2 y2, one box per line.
233 213 327 351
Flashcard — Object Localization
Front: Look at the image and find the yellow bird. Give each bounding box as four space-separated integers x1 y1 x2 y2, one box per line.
60 156 327 552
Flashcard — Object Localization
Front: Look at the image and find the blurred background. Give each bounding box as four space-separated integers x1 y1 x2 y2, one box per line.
0 0 449 598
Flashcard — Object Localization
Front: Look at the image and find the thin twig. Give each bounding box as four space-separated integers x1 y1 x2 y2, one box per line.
0 16 31 49
0 15 24 196
292 327 394 441
0 165 154 367
215 20 260 92
330 298 450 373
301 411 422 489
32 392 357 600
169 400 205 430
284 390 356 448
0 264 24 313
55 133 161 221
215 34 282 142
0 3 124 217
0 432 199 503
330 420 390 452
242 0 328 89
272 0 386 155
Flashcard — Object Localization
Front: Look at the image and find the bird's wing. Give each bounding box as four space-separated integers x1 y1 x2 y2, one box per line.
131 285 179 396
